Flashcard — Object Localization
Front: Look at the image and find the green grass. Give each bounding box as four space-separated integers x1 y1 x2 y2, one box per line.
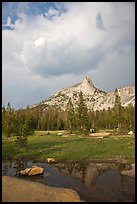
2 131 135 163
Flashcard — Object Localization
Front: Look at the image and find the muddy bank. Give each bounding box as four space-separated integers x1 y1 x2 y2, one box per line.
2 176 81 202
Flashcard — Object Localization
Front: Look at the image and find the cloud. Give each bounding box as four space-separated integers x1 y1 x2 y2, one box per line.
96 12 105 30
2 2 135 109
3 2 135 77
34 37 45 47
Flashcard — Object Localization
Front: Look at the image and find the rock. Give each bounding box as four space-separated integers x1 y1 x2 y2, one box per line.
47 158 55 163
20 166 44 176
32 165 38 168
29 77 135 111
28 166 44 176
121 163 135 177
2 176 81 202
58 132 63 136
128 131 133 135
89 132 110 137
125 164 132 170
62 135 69 137
131 163 135 169
20 168 31 175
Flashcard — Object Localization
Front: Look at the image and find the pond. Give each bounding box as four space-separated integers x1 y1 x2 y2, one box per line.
2 160 135 202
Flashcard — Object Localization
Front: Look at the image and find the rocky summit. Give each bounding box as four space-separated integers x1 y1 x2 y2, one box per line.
30 76 135 111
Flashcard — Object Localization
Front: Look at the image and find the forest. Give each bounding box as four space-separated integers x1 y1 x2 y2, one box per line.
2 89 135 138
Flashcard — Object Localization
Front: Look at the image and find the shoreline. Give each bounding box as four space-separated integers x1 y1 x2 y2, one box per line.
2 158 135 178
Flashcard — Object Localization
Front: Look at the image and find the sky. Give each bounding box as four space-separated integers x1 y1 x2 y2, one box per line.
2 2 135 109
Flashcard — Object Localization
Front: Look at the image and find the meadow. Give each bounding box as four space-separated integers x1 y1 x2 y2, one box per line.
2 130 135 163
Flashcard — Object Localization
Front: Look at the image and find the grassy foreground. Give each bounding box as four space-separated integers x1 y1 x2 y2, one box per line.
2 131 135 163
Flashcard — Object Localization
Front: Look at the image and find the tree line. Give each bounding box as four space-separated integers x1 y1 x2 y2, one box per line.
2 89 135 138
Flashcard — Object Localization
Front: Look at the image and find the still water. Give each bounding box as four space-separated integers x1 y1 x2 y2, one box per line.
2 160 135 202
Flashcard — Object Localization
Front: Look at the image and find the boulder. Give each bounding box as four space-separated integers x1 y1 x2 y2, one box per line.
2 176 81 202
128 131 133 135
131 163 135 170
28 166 44 176
20 168 31 175
121 163 135 177
58 132 63 136
47 158 55 163
20 166 44 176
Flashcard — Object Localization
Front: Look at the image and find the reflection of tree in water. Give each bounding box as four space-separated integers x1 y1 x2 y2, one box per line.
53 162 129 190
13 160 28 176
81 167 87 183
85 164 110 187
53 162 88 182
119 174 125 192
73 163 88 183
2 160 25 176
54 162 114 187
85 166 101 187
2 161 10 175
66 163 88 183
3 160 30 176
67 163 76 175
66 163 113 186
85 164 112 187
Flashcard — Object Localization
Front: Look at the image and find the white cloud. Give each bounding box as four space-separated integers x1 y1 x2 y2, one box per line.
2 2 135 109
34 37 45 47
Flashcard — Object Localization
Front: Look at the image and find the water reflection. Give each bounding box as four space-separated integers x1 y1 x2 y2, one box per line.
52 161 135 202
53 162 118 187
2 160 33 177
2 160 135 202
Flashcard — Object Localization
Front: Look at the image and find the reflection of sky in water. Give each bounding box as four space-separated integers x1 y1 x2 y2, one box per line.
2 160 135 202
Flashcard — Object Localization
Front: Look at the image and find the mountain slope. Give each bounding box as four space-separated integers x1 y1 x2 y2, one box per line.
30 76 135 111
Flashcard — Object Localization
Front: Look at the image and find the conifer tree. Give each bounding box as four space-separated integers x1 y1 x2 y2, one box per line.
15 111 35 149
112 89 124 133
123 104 135 132
76 91 89 133
66 98 76 133
2 102 15 137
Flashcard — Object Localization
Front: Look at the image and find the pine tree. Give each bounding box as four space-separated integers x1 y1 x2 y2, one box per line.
112 89 124 133
76 92 89 133
2 102 15 137
66 98 76 133
15 110 35 149
105 107 114 129
123 104 135 132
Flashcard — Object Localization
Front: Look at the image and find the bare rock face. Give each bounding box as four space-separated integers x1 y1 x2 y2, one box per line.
2 176 81 202
30 76 135 111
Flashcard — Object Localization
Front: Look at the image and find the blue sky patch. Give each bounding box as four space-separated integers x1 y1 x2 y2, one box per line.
2 2 67 29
